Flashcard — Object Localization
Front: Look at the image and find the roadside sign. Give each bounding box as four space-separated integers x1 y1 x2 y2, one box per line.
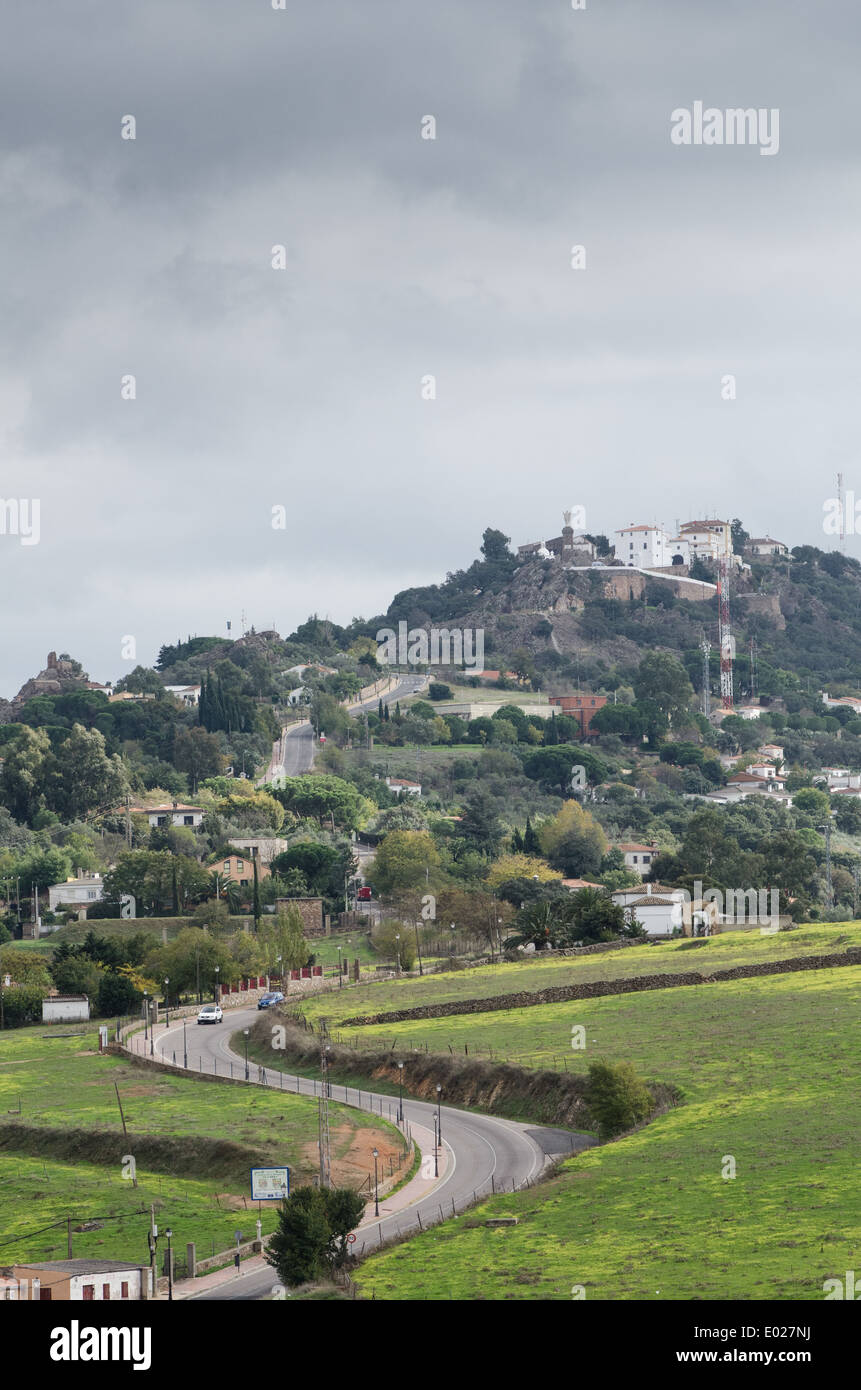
347 1233 357 1244
251 1166 290 1201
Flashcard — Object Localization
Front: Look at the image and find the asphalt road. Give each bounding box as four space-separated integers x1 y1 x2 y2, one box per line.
348 673 427 715
150 1008 590 1301
259 720 315 784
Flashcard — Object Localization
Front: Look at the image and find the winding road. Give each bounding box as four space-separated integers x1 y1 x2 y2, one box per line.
144 1008 591 1300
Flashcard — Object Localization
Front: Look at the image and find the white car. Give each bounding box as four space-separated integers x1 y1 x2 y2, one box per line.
197 1004 223 1025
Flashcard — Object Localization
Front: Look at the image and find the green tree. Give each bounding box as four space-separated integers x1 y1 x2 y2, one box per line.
265 1187 332 1286
539 801 607 878
48 724 129 821
585 1059 653 1139
173 727 225 794
634 652 694 725
96 971 141 1017
367 831 441 897
0 726 50 824
456 790 503 858
276 775 365 830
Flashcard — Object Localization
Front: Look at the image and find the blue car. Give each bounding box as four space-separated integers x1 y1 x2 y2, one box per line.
257 991 285 1010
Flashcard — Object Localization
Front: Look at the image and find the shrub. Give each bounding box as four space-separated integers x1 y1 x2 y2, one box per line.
584 1059 653 1139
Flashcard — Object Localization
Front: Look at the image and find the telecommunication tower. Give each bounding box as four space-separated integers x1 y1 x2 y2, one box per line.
717 559 734 710
700 636 711 718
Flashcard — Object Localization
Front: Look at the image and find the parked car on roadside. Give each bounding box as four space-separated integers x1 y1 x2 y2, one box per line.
197 1003 223 1025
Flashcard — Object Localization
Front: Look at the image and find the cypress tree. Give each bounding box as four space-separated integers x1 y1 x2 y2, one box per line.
524 815 540 856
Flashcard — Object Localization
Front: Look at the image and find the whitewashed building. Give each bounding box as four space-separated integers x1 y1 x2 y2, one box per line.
48 870 105 912
42 996 90 1023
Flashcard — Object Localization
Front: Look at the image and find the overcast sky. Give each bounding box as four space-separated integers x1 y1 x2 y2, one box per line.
1 0 859 695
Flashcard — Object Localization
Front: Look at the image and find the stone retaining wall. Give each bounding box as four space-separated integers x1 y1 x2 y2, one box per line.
339 949 861 1027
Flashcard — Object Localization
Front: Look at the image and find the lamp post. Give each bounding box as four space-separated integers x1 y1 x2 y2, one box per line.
275 956 282 993
244 1028 250 1081
436 1083 442 1147
182 1017 188 1070
214 964 220 1002
337 946 342 988
433 1114 439 1177
164 978 170 1026
450 923 456 956
373 1148 379 1217
413 918 423 976
397 1061 404 1123
144 992 149 1042
394 933 400 974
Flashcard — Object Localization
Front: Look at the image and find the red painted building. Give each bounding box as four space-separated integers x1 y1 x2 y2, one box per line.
548 692 608 737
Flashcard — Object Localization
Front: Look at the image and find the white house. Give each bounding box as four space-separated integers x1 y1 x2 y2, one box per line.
164 684 201 707
9 1259 152 1302
615 842 658 877
386 777 422 798
679 518 733 561
48 870 104 912
746 537 788 557
131 803 205 828
610 884 721 937
821 692 861 713
615 525 672 568
758 743 784 765
42 996 90 1023
733 705 765 721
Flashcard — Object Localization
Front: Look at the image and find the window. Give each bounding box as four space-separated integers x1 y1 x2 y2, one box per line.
39 1287 52 1301
632 855 638 863
87 891 97 899
121 1282 129 1299
82 1285 94 1300
102 1283 111 1300
157 816 167 827
237 860 244 871
223 861 230 871
184 816 194 826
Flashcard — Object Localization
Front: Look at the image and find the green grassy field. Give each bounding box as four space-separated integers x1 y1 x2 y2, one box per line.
297 923 861 1033
0 1153 283 1270
353 966 861 1300
0 1027 399 1267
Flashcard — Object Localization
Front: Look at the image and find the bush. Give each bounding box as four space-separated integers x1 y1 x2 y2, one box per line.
584 1059 653 1139
428 682 453 702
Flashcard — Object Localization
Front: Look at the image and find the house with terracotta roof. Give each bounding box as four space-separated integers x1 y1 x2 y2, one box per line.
614 842 659 878
385 777 422 798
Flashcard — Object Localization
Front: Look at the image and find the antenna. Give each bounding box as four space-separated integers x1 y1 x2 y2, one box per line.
700 636 712 718
717 559 734 711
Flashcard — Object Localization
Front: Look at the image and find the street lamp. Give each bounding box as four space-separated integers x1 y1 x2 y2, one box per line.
244 1028 250 1081
397 1061 404 1123
337 946 342 988
182 1017 188 1069
165 1227 173 1301
164 978 170 1026
394 933 400 974
450 923 456 956
144 991 149 1042
373 1148 379 1217
214 964 220 1001
433 1114 439 1177
436 1083 442 1147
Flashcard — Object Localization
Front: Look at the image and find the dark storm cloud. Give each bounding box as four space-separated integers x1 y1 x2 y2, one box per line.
1 1 861 692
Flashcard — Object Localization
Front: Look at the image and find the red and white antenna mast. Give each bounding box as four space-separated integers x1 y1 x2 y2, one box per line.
717 558 734 710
